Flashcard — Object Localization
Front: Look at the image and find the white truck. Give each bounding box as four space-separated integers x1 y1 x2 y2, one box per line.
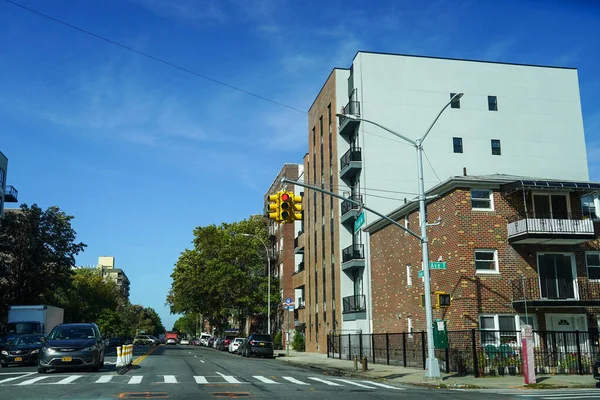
6 305 64 341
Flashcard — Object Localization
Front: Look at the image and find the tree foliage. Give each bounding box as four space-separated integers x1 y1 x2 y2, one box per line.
166 216 280 332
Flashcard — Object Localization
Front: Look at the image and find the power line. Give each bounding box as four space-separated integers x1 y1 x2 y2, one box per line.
297 180 419 196
3 0 308 115
423 149 441 183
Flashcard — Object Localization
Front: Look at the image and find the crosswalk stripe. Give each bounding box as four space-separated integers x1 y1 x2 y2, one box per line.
307 377 342 386
360 381 404 390
194 376 209 384
534 397 600 400
128 376 143 384
52 375 83 385
282 376 309 385
216 372 243 384
16 376 50 386
163 375 177 383
333 379 375 388
253 376 278 384
0 373 36 384
95 375 113 383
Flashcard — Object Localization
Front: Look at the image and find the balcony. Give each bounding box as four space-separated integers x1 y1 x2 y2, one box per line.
294 230 305 254
338 101 361 141
341 244 365 271
507 213 595 245
510 277 600 309
342 295 367 321
340 195 362 227
4 185 18 202
339 147 362 182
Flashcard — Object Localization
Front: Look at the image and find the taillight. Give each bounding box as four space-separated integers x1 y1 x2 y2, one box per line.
249 340 254 345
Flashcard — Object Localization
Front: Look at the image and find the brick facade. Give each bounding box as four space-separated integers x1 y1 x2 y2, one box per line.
370 182 600 335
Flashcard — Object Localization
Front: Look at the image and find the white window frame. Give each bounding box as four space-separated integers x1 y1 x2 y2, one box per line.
586 252 600 281
407 317 413 338
475 249 499 274
406 265 412 287
479 314 539 347
471 189 494 211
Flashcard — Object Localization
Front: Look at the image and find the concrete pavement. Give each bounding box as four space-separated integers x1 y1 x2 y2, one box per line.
275 349 600 390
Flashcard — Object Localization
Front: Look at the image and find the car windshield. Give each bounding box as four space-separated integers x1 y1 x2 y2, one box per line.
252 335 271 342
13 335 45 346
49 326 95 340
6 322 40 335
234 338 244 343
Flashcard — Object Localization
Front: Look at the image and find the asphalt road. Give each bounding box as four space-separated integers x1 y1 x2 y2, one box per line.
0 345 599 399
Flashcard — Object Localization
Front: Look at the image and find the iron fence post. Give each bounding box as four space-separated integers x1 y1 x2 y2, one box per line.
372 334 376 364
348 334 351 361
421 331 426 370
339 334 342 360
386 333 390 365
445 347 450 373
359 333 363 360
575 330 582 375
403 332 407 367
471 328 479 377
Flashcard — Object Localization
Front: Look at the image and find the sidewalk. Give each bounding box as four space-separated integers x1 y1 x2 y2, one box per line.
275 350 598 389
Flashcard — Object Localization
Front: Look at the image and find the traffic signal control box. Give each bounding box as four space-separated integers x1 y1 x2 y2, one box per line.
433 320 448 349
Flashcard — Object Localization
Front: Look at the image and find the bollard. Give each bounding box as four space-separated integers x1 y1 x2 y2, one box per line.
354 356 358 370
116 346 123 368
362 356 368 372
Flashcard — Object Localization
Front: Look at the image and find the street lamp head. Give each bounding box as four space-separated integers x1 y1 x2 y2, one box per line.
336 113 358 121
454 93 464 100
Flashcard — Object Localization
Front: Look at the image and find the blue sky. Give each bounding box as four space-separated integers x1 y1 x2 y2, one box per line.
1 0 599 331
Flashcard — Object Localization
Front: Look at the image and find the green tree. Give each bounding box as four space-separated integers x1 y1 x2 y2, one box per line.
0 204 86 322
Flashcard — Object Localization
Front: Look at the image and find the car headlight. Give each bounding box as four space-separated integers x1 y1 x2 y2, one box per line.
42 347 56 353
83 345 98 352
1 350 7 355
31 349 39 354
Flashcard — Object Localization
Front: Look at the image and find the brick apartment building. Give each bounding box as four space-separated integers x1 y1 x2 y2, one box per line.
0 150 18 216
365 174 600 337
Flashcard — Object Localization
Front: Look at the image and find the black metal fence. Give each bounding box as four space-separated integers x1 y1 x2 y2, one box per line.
327 329 600 376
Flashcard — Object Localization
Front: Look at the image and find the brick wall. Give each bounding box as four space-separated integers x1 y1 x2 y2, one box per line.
370 186 600 334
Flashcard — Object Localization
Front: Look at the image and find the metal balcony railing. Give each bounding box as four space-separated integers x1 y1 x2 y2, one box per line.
511 277 600 302
4 185 18 202
341 195 362 216
342 244 364 263
342 101 360 116
507 213 595 239
340 147 362 171
342 294 366 313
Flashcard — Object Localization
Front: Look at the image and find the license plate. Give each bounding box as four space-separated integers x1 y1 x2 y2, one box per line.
260 343 265 346
62 356 72 362
14 357 22 362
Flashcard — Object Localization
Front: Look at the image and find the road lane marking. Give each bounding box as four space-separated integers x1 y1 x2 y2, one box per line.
307 377 342 386
163 375 177 383
194 376 209 384
282 377 309 385
360 381 404 390
17 376 50 385
128 376 143 384
52 375 83 385
253 376 278 384
96 375 113 383
200 360 205 363
333 379 375 388
132 346 158 365
216 372 244 384
0 373 36 384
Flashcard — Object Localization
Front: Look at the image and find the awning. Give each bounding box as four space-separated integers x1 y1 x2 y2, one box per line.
501 180 600 195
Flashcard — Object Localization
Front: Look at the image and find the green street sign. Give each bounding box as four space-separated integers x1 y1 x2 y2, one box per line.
429 261 447 270
354 211 365 233
417 270 424 278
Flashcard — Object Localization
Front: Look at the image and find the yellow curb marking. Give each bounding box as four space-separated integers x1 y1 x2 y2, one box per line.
132 346 158 366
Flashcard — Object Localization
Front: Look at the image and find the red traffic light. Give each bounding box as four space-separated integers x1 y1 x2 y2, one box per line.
281 193 290 201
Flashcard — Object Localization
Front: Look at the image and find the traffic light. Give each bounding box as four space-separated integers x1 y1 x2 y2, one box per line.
291 193 302 220
436 292 451 308
420 294 425 307
280 192 294 223
267 193 281 221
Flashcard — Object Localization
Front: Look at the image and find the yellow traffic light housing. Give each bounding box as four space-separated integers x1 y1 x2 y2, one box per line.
267 193 281 221
291 194 302 220
280 192 295 223
435 292 451 308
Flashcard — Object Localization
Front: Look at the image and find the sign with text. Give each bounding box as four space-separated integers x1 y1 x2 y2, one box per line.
354 212 365 233
429 261 447 270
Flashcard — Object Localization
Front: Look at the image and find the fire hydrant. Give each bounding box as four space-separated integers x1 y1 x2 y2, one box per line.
361 356 368 372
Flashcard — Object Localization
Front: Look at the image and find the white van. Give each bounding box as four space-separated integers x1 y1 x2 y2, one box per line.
200 333 211 346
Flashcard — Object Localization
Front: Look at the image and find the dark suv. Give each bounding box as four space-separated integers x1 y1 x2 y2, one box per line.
38 323 105 373
240 333 273 358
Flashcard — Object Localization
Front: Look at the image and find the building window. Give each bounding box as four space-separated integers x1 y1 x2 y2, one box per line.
488 95 498 111
453 137 463 153
450 93 461 109
480 314 537 346
406 265 412 287
471 189 493 210
491 139 501 155
586 253 600 280
0 168 5 188
475 249 498 274
407 317 413 338
312 127 315 148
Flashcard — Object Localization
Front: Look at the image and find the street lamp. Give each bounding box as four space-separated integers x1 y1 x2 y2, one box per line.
240 233 271 336
336 92 462 379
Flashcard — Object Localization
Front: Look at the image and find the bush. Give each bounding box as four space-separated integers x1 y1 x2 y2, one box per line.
291 332 305 352
273 331 283 350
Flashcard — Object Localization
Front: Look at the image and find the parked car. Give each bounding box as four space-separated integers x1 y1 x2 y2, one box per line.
133 335 159 346
240 333 273 358
199 333 211 346
593 351 600 381
37 323 105 373
166 337 177 345
0 334 45 367
221 335 235 351
214 338 222 349
180 338 190 345
237 338 247 355
207 337 215 348
228 338 244 353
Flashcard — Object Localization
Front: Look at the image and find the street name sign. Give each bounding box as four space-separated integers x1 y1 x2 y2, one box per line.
429 261 447 270
354 212 365 233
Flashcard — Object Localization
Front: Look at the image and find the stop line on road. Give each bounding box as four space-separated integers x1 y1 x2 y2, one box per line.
0 372 403 391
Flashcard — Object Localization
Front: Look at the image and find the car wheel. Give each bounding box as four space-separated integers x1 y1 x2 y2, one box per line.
0 362 7 368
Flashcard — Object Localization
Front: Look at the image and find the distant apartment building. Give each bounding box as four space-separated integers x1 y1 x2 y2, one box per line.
0 150 19 216
295 51 589 352
264 164 302 346
97 256 130 299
